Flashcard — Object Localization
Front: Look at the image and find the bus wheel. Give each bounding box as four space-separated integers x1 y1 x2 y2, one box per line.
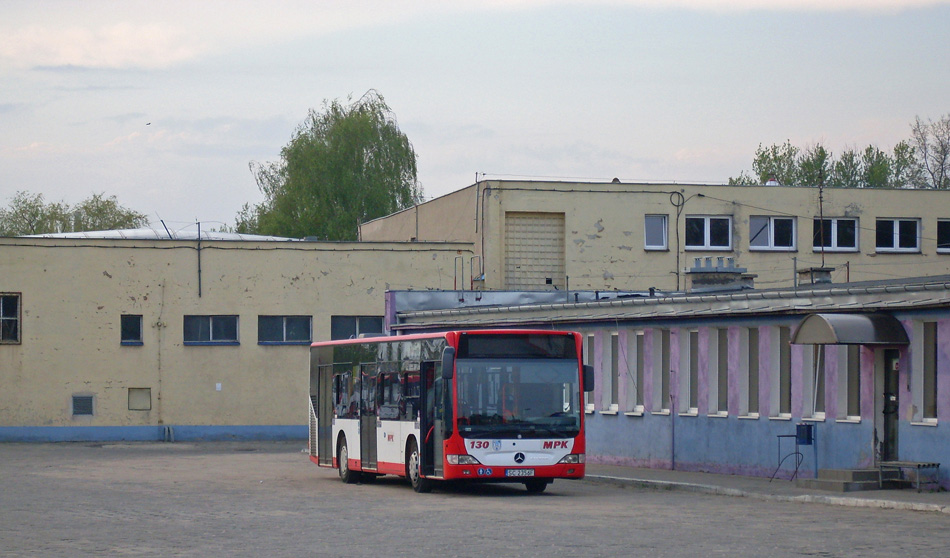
406 439 432 493
338 437 359 484
524 479 549 493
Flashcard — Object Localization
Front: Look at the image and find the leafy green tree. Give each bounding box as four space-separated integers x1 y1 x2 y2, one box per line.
240 91 422 240
861 145 891 189
751 141 799 185
797 144 832 187
831 149 862 188
890 140 921 189
0 191 146 236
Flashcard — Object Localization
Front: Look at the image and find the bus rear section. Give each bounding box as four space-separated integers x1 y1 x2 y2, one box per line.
308 330 593 493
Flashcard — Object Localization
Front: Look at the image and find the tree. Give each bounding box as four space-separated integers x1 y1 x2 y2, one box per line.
752 141 799 185
890 140 921 189
797 144 832 187
861 145 891 189
0 191 146 236
910 114 950 189
239 91 422 240
831 148 862 188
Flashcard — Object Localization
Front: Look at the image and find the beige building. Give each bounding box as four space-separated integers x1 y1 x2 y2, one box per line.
361 180 950 292
0 235 471 441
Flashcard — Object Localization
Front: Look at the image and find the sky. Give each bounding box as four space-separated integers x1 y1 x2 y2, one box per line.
1 0 949 233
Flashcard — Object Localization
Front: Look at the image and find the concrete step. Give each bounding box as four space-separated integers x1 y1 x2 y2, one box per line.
796 478 882 492
815 468 885 483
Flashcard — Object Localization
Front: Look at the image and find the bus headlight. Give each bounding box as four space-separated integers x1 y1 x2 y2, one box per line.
447 454 481 465
557 454 585 464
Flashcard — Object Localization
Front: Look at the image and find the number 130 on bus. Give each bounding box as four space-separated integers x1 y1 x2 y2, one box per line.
307 330 594 493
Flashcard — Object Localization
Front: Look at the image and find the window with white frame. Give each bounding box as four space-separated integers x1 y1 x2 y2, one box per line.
750 216 796 251
584 334 596 412
876 218 920 253
739 327 760 417
685 216 732 250
644 215 668 250
602 333 619 412
912 321 938 422
259 315 312 344
813 218 858 252
183 315 239 345
624 331 645 413
709 328 729 415
681 329 699 414
1 293 21 344
836 345 861 420
652 329 671 412
803 345 826 419
770 326 791 417
938 219 950 254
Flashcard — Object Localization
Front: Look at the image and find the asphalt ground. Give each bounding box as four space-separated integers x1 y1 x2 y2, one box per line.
1 442 948 557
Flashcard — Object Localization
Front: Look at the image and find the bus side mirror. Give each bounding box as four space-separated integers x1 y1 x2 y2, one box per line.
441 347 456 380
583 364 595 392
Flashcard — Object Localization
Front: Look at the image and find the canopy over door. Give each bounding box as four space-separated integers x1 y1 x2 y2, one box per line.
790 313 909 345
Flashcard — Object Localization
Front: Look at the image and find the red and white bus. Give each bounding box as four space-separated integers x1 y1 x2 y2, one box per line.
308 330 593 493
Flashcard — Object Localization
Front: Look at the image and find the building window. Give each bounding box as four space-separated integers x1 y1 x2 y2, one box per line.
682 329 699 414
913 321 938 423
750 216 796 251
876 218 920 253
183 315 239 345
72 395 94 416
804 345 826 419
740 327 760 417
938 220 950 254
813 218 858 252
128 388 152 411
644 215 668 250
584 334 595 413
771 326 791 417
710 329 729 415
624 332 645 413
121 315 143 345
837 345 861 420
1 293 20 344
652 329 671 412
330 316 383 340
259 315 312 345
685 216 732 250
605 333 619 411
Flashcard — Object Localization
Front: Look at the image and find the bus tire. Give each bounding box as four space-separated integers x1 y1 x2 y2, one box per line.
406 438 432 493
524 479 549 493
338 437 359 484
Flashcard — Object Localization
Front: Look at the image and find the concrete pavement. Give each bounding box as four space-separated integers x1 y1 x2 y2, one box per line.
585 463 950 514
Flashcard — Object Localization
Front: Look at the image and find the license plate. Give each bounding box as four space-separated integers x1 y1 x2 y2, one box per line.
505 468 534 477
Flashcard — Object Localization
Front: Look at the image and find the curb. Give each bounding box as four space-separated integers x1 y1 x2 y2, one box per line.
585 475 950 515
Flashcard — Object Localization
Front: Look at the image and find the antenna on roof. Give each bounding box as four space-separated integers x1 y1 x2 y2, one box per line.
159 219 173 239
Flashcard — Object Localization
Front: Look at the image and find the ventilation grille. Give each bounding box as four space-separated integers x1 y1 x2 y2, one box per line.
72 396 93 416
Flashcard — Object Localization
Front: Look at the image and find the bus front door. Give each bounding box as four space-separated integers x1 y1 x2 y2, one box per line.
420 361 444 478
315 365 335 467
360 364 378 471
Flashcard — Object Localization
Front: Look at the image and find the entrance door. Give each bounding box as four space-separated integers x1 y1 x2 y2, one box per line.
879 349 900 462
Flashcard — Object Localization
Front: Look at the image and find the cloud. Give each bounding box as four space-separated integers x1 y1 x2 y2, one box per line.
2 0 943 70
0 23 200 70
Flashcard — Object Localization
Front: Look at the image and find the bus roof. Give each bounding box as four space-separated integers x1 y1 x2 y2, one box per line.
309 329 579 348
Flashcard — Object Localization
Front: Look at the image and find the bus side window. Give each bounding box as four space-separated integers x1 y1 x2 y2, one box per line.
379 373 400 420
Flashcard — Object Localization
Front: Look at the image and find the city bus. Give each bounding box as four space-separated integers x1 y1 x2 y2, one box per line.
308 330 593 493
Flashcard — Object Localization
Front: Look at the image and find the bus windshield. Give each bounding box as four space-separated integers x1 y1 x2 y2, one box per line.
455 358 581 439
